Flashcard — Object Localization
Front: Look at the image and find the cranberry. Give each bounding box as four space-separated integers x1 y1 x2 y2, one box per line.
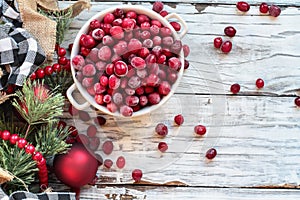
68 126 78 137
113 8 124 18
120 105 133 117
106 63 115 75
126 11 137 19
104 159 113 169
153 36 162 46
57 47 66 57
44 65 53 76
155 123 168 136
30 72 36 80
220 41 232 53
95 94 104 105
184 59 189 69
89 137 100 151
162 36 174 47
148 92 161 105
269 5 281 17
79 110 91 121
113 40 127 56
112 92 123 105
82 77 94 88
171 40 182 55
114 61 128 77
107 102 118 113
160 10 168 17
143 39 154 49
152 1 164 13
89 19 101 30
158 81 171 96
36 68 45 79
80 34 96 48
158 142 168 152
167 72 178 84
59 56 68 65
139 95 148 106
104 13 115 24
294 97 300 107
102 140 114 155
168 57 181 71
108 74 121 90
230 83 240 94
132 169 143 182
110 26 124 39
205 148 217 160
82 64 96 77
194 125 206 135
259 3 269 14
174 114 184 125
116 156 126 169
52 63 62 73
236 1 250 12
157 54 166 64
170 21 181 32
213 37 223 49
57 120 67 129
94 82 106 94
102 35 114 46
87 124 97 137
94 115 107 125
103 94 112 104
92 28 105 40
80 46 91 57
139 47 150 58
72 55 85 70
224 26 236 37
160 27 172 37
98 46 112 61
151 20 162 28
122 18 135 31
256 78 264 89
99 75 108 87
128 38 142 53
112 18 123 26
137 14 150 25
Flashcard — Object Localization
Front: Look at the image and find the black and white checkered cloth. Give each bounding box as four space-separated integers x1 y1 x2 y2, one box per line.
0 0 46 90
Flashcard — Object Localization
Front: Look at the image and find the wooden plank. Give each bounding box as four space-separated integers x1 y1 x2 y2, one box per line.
79 186 300 199
61 2 300 96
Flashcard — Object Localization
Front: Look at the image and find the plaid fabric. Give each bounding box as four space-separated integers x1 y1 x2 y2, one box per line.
8 191 76 200
0 0 46 90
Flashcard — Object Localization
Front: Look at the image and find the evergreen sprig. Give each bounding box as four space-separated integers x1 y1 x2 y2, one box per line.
44 69 73 96
12 80 65 128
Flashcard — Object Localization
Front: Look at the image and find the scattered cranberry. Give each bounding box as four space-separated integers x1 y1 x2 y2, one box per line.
213 37 223 49
256 78 264 89
89 137 100 151
236 1 250 12
79 110 91 121
104 159 113 169
295 97 300 107
170 21 181 32
160 10 168 17
158 142 168 152
116 156 126 169
224 26 236 37
94 115 107 125
152 1 164 13
155 123 168 136
205 148 217 160
269 5 281 17
132 169 143 182
194 125 206 135
230 83 240 94
259 2 269 14
87 124 97 137
174 114 184 125
102 140 114 155
220 41 232 53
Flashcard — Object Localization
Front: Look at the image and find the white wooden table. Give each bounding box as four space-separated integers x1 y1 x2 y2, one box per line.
59 1 300 199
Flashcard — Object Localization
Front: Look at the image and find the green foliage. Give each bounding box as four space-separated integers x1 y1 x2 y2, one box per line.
12 80 65 126
44 69 73 96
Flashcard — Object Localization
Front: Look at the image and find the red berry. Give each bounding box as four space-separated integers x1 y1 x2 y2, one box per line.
148 92 161 105
79 110 91 121
170 21 181 32
160 10 168 17
68 125 78 137
259 3 269 14
32 152 43 162
79 34 96 49
174 114 184 125
44 65 53 76
205 148 217 160
1 130 11 140
57 47 66 57
9 134 19 145
57 120 67 129
224 26 236 37
116 156 126 169
25 144 35 154
295 97 300 107
213 37 223 48
230 83 240 94
17 138 27 149
155 123 168 136
104 159 113 169
52 63 62 73
158 142 168 152
36 68 45 79
152 1 164 13
236 1 250 12
30 72 37 80
87 124 97 137
269 5 281 17
68 104 79 116
194 125 206 135
221 41 232 53
89 19 101 30
132 169 143 182
94 115 107 126
102 140 114 155
114 61 128 77
110 26 124 39
256 78 264 89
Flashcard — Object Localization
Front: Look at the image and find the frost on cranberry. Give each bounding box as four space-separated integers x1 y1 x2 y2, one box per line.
269 5 281 17
155 123 168 136
152 1 164 13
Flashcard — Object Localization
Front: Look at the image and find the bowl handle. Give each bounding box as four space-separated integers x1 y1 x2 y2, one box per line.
164 13 188 39
66 83 90 110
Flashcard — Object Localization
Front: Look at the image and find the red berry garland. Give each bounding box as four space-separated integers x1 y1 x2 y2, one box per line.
0 130 48 189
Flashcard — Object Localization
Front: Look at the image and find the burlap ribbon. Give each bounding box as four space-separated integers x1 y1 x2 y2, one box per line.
16 0 91 60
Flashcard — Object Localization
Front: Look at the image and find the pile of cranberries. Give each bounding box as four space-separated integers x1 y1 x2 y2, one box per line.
71 6 190 117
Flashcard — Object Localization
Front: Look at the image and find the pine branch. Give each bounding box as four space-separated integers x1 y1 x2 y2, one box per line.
44 69 74 96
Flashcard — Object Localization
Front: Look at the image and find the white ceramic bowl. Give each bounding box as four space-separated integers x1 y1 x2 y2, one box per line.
67 5 188 117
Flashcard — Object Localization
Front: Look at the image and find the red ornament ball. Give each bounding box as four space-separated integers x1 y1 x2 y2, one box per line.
53 143 98 189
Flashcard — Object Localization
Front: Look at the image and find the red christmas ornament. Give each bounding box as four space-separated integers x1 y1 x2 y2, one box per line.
53 143 98 189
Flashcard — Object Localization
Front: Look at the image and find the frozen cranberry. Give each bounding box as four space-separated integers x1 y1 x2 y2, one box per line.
194 125 206 135
152 36 162 46
131 57 146 70
95 94 104 105
158 81 171 96
144 86 154 94
110 26 124 39
160 10 168 17
136 69 148 78
126 11 137 19
72 55 85 70
108 74 121 90
122 18 135 31
94 82 106 94
99 75 108 87
102 140 114 155
112 18 123 26
120 105 133 117
160 27 172 37
236 1 250 12
152 1 164 13
168 72 178 84
269 5 281 17
104 159 113 169
87 124 97 137
89 19 101 30
82 64 96 77
132 169 143 182
143 39 153 48
151 20 162 28
221 41 232 53
139 95 148 106
104 13 115 24
152 46 162 57
162 36 174 47
94 115 106 125
112 92 123 105
80 34 96 48
230 83 240 94
57 47 66 57
92 28 105 40
224 26 236 37
155 123 168 136
98 46 112 61
107 102 118 113
128 38 142 53
150 25 160 36
206 148 217 160
113 40 127 56
170 21 181 31
168 57 181 71
157 54 166 64
174 114 184 125
171 40 182 55
141 30 151 40
138 47 150 58
114 61 128 77
294 97 300 107
116 156 126 169
259 2 269 14
79 110 91 121
82 77 94 88
113 8 124 18
158 142 168 152
256 78 264 89
137 14 150 25
103 94 112 104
